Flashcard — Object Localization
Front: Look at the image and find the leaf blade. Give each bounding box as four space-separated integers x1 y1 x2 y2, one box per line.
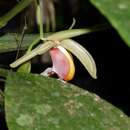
5 72 130 130
90 0 130 47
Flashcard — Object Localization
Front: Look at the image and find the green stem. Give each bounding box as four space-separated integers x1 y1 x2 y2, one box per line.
27 37 40 52
69 18 76 30
0 0 33 29
0 89 4 98
15 19 27 60
36 3 44 40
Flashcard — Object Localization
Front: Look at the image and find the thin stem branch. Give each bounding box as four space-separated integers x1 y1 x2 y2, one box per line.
36 1 44 40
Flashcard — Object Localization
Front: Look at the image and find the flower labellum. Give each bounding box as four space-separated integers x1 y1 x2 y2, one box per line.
50 46 75 81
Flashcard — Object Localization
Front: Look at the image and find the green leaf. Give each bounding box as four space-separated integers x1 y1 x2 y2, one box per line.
0 0 33 29
0 68 9 77
0 34 39 53
90 0 130 47
5 72 130 130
